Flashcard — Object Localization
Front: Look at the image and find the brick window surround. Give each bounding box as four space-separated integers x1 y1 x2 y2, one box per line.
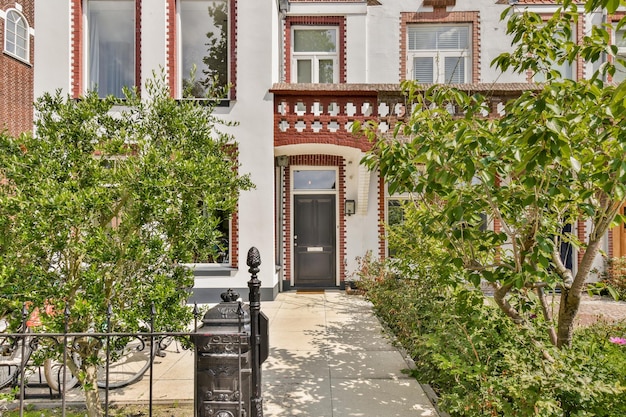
400 11 480 83
73 0 238 100
166 0 237 99
284 16 346 83
608 12 626 83
281 155 346 286
71 0 142 98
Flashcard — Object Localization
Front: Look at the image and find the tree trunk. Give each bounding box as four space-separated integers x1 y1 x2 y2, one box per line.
556 287 580 348
83 362 103 417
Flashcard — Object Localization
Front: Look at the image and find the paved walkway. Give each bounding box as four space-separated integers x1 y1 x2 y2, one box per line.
11 290 439 416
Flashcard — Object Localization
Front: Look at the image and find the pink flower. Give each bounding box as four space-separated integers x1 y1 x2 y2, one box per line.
609 337 626 345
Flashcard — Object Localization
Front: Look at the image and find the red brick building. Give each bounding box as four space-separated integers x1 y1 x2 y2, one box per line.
0 0 34 136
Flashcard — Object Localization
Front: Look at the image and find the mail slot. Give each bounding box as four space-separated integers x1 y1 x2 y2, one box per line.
306 246 324 252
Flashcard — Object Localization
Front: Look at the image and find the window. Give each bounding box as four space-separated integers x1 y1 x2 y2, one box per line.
293 170 336 190
87 0 136 98
292 27 338 83
180 0 229 98
4 9 29 62
613 28 626 83
407 24 470 83
386 199 406 258
533 24 575 82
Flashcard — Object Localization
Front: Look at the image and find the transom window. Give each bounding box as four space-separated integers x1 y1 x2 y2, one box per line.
407 24 470 84
179 0 229 98
293 170 336 190
292 27 338 84
87 0 136 98
4 9 29 62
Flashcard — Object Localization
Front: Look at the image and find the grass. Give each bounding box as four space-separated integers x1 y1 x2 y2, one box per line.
0 404 194 417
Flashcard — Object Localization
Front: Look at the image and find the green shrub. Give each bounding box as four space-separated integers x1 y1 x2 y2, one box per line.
603 257 626 300
356 249 626 417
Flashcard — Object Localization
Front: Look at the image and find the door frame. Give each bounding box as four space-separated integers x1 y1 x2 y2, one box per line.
290 166 340 287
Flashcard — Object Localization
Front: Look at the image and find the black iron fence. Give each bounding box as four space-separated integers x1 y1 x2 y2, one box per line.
0 305 203 417
1 246 265 417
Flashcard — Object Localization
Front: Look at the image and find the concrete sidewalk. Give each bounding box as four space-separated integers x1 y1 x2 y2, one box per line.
15 291 439 416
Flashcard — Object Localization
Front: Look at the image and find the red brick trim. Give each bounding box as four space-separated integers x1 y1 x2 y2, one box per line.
71 0 83 98
378 176 385 259
282 155 346 285
577 220 586 265
166 0 176 96
284 16 346 83
230 0 237 100
608 13 626 83
136 0 142 97
400 11 480 83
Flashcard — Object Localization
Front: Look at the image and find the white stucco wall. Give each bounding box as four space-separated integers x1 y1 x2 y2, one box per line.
34 0 72 99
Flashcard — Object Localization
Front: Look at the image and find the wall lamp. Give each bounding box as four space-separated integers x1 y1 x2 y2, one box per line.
345 200 356 216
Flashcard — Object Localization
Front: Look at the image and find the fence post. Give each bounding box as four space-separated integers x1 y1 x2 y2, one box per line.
247 246 263 417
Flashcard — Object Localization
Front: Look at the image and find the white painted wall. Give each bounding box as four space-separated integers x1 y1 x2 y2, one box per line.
34 0 72 98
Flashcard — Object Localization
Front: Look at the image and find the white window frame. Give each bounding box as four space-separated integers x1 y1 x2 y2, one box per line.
291 26 339 84
3 9 30 63
177 0 230 99
407 24 471 84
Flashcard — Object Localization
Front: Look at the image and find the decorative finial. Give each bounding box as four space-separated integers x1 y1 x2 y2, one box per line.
220 288 240 302
247 246 261 274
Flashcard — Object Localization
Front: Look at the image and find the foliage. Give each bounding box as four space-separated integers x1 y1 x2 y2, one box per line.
355 0 626 348
0 74 252 416
357 252 626 416
602 257 626 300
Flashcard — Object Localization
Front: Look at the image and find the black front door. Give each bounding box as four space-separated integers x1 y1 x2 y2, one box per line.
294 194 336 287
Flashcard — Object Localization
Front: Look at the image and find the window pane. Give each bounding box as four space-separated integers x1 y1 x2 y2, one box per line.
409 27 436 50
614 58 626 83
445 56 465 83
181 0 228 98
294 29 336 53
318 59 334 83
293 170 336 190
297 60 312 83
616 29 626 48
413 57 433 82
6 11 28 60
438 26 468 50
89 0 135 98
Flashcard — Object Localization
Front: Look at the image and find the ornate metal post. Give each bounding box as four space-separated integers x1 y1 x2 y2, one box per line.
247 246 263 417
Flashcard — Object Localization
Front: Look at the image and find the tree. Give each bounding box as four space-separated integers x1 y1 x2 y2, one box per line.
0 74 252 416
357 0 626 348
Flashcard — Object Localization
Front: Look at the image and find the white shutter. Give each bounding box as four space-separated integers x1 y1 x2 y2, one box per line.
413 57 434 82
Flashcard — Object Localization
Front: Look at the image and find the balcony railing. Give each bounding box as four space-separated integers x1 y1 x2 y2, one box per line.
271 82 542 150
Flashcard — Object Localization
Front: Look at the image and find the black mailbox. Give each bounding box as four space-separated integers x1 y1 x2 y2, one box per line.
194 294 268 417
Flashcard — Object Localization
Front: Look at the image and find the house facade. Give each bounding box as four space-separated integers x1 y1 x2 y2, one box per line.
1 0 34 136
31 0 624 301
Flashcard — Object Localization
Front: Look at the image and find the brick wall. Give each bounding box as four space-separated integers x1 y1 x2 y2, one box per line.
0 0 35 136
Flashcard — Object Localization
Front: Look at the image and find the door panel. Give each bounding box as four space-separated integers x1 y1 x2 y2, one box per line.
294 194 336 286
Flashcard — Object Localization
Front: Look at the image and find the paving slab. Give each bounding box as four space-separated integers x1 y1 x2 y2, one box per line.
3 290 439 416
